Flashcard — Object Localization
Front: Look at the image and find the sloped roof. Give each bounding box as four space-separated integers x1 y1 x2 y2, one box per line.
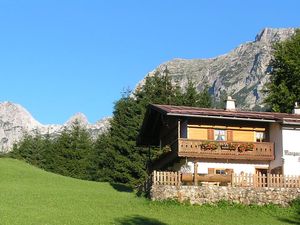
150 104 300 123
137 104 300 146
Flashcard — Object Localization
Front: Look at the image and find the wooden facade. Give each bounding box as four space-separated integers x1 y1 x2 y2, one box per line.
138 104 278 171
158 119 275 162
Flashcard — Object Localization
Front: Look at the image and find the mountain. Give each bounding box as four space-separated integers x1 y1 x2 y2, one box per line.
0 102 111 153
138 28 297 110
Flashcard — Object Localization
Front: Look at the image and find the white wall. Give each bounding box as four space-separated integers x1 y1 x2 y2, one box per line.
282 128 300 176
269 123 283 171
179 160 269 175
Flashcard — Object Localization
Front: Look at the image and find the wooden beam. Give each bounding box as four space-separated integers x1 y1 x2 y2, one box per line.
194 160 198 186
178 120 181 139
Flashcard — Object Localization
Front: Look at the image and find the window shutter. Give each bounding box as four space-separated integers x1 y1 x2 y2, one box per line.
207 129 214 140
208 168 215 174
227 130 233 141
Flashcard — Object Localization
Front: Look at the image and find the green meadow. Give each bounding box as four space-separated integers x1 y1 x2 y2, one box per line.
0 158 299 225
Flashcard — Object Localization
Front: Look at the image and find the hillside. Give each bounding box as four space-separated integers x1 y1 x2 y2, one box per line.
0 158 298 225
138 28 297 110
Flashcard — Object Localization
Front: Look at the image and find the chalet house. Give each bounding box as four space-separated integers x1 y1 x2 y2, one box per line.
138 97 300 178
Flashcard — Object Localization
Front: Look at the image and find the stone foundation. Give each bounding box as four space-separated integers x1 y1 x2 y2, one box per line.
151 185 300 206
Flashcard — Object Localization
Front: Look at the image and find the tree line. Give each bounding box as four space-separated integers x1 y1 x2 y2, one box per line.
10 72 212 186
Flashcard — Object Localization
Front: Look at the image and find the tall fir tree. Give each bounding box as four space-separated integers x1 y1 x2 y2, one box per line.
53 120 93 179
180 79 212 108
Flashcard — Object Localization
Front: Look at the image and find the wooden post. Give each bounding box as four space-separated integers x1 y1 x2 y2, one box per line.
194 161 198 186
178 172 181 186
178 120 181 139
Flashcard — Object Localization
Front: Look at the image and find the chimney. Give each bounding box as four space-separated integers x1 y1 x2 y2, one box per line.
293 102 300 114
225 96 236 111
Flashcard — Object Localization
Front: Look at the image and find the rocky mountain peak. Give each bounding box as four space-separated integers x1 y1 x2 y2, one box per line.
255 27 296 43
0 101 41 129
65 112 89 127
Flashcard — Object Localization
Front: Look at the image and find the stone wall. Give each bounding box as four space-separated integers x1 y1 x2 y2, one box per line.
151 185 300 206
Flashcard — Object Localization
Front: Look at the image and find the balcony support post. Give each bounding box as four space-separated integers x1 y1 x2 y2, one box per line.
194 160 198 186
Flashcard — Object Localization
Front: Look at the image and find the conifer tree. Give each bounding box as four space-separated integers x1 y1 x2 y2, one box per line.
54 121 93 179
180 79 212 108
265 30 300 112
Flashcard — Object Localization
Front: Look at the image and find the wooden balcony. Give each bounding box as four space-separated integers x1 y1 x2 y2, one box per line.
178 138 274 161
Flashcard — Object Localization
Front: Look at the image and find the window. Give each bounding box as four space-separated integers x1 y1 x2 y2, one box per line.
256 132 265 142
214 129 226 141
208 168 234 175
215 169 226 175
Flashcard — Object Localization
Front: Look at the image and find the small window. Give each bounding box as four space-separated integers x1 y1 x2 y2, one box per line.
214 129 226 141
215 169 226 175
209 168 233 175
256 132 265 142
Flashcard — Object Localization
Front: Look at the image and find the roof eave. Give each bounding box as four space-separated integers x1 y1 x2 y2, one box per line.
167 113 277 123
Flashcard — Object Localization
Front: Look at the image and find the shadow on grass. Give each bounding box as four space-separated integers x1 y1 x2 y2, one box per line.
277 200 300 225
115 215 167 225
110 183 133 193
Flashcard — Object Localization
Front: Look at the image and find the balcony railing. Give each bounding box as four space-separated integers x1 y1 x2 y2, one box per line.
178 138 274 161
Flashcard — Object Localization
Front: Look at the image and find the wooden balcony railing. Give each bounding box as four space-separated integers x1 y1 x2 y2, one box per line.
178 138 274 161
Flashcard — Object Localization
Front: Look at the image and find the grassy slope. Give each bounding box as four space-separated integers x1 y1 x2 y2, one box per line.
0 158 298 225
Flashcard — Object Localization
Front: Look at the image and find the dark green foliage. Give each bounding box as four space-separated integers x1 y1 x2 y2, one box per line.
265 29 300 112
10 133 47 168
180 79 212 108
135 70 183 107
92 94 149 186
52 121 93 179
10 121 93 180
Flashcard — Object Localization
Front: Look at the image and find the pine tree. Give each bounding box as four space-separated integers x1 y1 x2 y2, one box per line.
93 94 148 186
53 121 93 179
265 30 300 112
180 79 212 108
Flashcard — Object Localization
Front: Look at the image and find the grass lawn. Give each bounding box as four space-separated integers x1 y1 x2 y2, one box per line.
0 158 299 225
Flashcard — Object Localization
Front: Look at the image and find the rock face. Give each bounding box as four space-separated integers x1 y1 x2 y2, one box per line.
0 102 111 153
139 28 297 110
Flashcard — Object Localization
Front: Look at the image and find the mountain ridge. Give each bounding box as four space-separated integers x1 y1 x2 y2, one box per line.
137 27 297 110
0 101 110 153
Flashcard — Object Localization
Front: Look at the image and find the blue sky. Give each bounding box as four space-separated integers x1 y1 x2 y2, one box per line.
0 0 299 124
